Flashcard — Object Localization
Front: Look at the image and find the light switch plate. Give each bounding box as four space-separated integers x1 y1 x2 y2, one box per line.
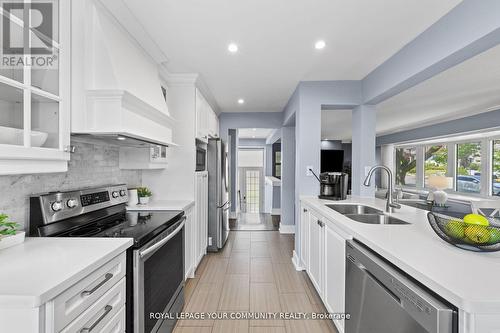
208 237 212 246
306 166 314 176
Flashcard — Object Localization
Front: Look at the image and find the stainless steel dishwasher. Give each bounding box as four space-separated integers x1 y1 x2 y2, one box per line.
345 240 457 333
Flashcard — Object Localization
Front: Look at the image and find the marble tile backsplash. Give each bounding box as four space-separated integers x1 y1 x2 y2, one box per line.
0 138 142 230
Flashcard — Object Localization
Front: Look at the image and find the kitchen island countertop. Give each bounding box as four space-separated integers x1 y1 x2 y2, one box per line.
301 195 500 314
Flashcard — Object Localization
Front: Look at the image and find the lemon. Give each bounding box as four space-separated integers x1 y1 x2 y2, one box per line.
465 225 491 244
463 214 489 227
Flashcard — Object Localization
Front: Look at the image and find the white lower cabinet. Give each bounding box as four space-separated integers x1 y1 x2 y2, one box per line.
195 171 209 266
185 172 208 280
323 224 347 333
1 253 128 333
184 204 196 279
299 205 310 270
300 201 348 333
308 210 324 293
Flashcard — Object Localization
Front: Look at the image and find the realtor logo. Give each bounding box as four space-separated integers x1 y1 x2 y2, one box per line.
1 0 57 68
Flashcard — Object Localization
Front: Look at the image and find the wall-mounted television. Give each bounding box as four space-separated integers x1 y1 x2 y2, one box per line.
321 150 344 173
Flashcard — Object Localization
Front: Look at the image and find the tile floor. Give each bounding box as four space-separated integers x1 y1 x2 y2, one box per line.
174 231 339 333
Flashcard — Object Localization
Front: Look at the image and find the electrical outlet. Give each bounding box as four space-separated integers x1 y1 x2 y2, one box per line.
306 166 314 176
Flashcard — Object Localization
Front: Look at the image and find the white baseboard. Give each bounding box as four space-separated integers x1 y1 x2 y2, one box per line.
229 212 237 219
292 250 305 271
271 208 281 215
279 224 295 234
185 265 195 279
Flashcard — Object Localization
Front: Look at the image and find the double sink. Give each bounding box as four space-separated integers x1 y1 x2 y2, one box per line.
327 204 410 225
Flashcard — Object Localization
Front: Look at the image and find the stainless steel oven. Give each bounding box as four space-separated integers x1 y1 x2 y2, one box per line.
196 146 207 171
133 216 186 333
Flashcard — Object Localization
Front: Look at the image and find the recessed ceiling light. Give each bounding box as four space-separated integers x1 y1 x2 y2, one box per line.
252 128 256 131
238 99 245 104
252 136 256 139
117 136 126 141
228 43 238 53
315 40 326 50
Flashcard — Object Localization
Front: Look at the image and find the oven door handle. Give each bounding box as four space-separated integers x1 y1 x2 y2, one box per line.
139 217 186 259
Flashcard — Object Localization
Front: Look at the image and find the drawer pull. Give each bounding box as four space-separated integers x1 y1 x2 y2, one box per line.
80 305 113 333
81 273 113 297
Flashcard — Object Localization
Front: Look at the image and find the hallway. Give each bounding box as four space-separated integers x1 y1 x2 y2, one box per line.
174 231 338 333
229 214 280 231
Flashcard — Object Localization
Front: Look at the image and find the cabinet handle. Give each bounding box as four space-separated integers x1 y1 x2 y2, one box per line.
81 273 113 297
317 220 324 228
303 208 308 212
80 305 113 333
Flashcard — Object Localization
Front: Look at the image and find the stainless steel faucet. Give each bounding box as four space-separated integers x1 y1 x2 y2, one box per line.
363 165 402 213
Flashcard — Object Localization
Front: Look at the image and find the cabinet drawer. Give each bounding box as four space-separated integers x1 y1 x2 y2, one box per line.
99 305 125 333
53 254 126 332
60 278 126 333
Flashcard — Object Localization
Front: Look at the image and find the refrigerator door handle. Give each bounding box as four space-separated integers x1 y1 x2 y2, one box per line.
217 200 230 209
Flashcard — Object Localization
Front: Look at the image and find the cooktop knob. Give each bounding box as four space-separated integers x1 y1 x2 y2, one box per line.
51 201 63 212
119 190 126 197
112 191 119 198
67 199 78 208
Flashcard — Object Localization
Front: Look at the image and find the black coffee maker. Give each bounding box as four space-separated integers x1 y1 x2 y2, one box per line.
313 172 349 200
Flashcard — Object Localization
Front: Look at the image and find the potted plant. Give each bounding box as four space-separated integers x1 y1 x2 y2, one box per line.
0 214 25 250
137 187 153 205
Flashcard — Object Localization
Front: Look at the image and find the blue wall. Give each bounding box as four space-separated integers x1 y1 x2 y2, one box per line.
377 108 500 146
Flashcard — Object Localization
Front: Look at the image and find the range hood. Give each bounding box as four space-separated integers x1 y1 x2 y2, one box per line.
71 0 176 147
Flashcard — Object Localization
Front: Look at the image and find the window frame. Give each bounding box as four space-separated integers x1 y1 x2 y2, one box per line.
393 136 496 199
272 142 281 179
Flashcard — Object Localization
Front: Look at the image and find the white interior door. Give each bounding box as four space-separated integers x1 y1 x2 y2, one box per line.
239 167 264 213
238 148 265 214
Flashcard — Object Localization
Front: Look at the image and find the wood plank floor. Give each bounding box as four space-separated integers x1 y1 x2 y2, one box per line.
175 231 338 333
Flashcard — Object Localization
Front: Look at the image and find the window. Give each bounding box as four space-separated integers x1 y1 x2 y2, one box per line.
456 142 481 194
395 147 417 187
492 141 500 196
424 145 450 189
272 142 281 179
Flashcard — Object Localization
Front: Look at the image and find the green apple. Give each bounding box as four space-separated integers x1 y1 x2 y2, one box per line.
465 225 491 244
488 228 500 244
444 220 465 240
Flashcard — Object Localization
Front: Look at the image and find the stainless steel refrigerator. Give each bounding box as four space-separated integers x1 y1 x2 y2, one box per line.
207 138 230 251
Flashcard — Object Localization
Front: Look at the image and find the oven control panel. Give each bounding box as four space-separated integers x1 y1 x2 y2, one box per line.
33 185 129 225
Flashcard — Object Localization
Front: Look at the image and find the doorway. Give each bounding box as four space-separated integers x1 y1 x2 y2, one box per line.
238 148 264 213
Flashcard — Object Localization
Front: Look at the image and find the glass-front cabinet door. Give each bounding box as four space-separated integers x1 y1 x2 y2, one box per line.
0 0 70 174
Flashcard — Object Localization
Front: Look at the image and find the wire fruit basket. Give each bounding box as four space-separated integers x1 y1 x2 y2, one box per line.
427 212 500 252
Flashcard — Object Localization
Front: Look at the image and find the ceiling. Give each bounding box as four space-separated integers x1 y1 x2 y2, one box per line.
124 0 460 113
321 44 500 141
238 128 275 139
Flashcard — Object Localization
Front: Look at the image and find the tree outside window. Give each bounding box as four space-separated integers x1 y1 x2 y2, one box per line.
424 145 450 188
395 147 417 186
456 142 481 194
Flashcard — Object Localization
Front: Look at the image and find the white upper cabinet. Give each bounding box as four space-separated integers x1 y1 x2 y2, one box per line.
196 89 218 141
0 0 71 175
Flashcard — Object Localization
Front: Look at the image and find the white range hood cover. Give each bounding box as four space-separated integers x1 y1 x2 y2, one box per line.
72 1 175 147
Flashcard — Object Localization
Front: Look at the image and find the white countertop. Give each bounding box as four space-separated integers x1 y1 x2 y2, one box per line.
265 176 282 186
0 237 132 308
126 199 194 212
301 196 500 314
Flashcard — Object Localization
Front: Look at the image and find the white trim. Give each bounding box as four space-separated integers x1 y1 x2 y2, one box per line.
271 208 281 215
279 224 295 234
292 250 305 271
